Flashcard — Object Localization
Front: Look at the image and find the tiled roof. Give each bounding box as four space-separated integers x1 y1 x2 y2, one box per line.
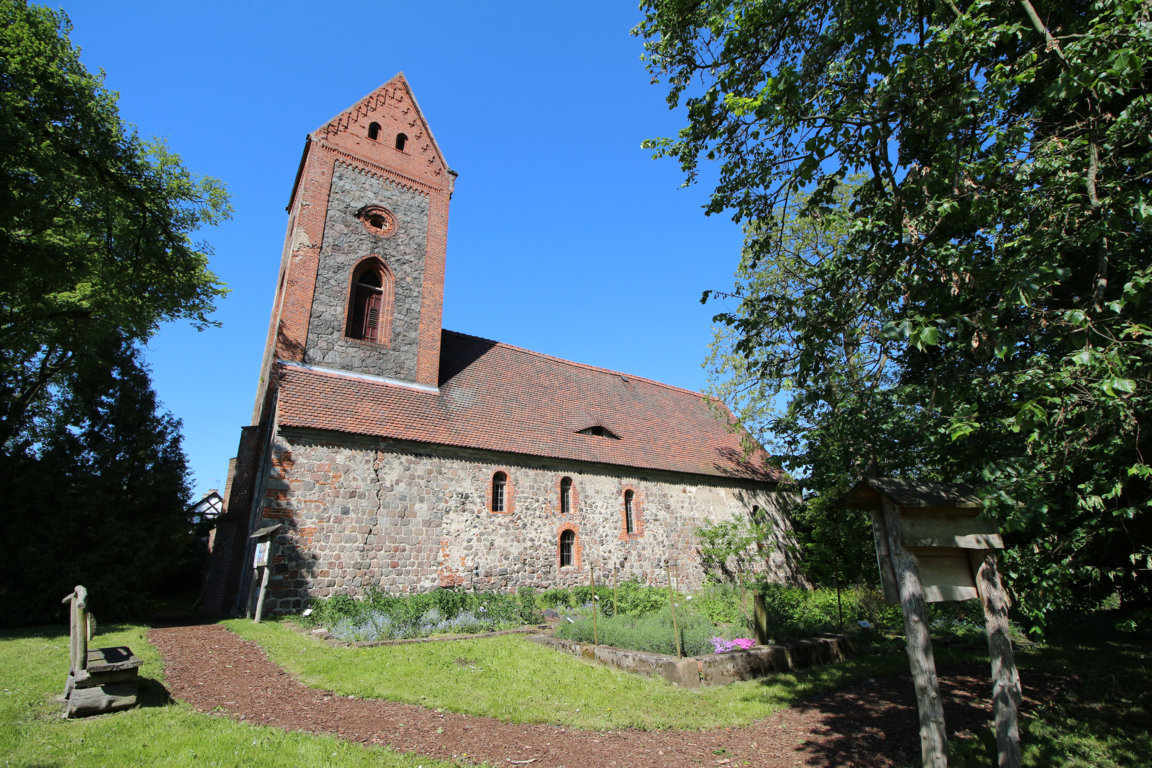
276 330 782 483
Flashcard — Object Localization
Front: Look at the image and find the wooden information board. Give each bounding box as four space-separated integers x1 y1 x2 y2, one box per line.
839 477 1021 768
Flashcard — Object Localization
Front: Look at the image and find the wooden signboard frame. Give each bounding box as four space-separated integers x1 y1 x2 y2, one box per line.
246 524 281 623
840 477 1021 768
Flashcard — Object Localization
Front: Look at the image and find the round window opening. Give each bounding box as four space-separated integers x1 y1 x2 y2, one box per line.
357 205 396 237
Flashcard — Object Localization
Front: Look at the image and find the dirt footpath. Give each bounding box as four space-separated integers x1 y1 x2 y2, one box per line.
148 624 1040 767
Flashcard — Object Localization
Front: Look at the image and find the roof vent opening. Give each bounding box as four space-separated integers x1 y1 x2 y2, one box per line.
577 424 620 440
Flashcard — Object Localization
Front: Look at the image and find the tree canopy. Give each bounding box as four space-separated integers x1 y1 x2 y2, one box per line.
0 0 230 453
0 333 206 624
638 0 1152 624
0 0 230 622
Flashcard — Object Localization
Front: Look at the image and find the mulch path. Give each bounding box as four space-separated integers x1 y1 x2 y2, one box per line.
148 624 1055 767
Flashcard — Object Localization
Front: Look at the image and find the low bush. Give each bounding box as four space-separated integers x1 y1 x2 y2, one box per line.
753 583 997 642
692 582 753 630
541 578 675 618
755 583 902 642
555 604 719 656
303 588 542 642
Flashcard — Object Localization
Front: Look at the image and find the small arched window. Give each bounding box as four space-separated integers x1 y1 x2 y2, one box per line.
624 490 635 534
367 122 381 141
559 530 575 567
395 132 408 151
492 471 507 513
560 477 572 514
346 259 392 343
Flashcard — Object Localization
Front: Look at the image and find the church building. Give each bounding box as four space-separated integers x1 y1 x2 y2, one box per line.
201 75 801 617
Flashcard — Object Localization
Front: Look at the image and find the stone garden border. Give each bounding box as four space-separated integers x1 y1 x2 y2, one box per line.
530 633 856 688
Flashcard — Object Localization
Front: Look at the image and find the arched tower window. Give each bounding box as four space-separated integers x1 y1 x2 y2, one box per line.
624 490 635 534
367 122 381 141
559 477 573 514
395 132 408 151
559 529 576 567
346 258 393 344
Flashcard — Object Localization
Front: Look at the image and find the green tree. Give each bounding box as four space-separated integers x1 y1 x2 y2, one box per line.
705 182 917 586
639 0 1152 627
696 513 778 632
0 333 205 625
0 0 230 452
0 1 229 623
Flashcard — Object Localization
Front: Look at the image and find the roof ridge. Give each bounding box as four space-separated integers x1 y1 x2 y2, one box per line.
441 329 713 401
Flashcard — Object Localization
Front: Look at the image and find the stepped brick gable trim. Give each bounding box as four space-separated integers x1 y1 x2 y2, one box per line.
313 74 451 189
272 73 450 390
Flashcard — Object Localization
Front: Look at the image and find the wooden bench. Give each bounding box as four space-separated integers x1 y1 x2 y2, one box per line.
61 586 142 718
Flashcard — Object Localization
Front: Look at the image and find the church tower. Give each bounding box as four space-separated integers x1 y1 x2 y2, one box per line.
256 73 453 411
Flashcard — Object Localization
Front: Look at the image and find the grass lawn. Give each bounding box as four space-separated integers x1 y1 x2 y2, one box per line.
0 623 478 768
229 618 908 731
4 619 1146 767
233 619 1151 766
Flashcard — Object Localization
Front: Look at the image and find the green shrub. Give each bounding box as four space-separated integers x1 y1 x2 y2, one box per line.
540 587 576 609
754 583 996 642
612 579 669 617
693 582 750 629
755 583 890 642
555 604 718 656
541 579 671 618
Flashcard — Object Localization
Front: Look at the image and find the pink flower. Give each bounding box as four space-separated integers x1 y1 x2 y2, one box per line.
711 636 757 653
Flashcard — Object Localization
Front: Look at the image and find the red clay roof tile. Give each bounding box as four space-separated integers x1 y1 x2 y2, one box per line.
276 330 781 482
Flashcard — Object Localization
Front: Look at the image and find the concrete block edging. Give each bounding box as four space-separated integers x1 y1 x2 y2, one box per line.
530 633 855 688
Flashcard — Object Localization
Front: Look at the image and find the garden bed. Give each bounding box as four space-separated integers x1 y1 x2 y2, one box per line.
307 622 550 647
531 632 855 687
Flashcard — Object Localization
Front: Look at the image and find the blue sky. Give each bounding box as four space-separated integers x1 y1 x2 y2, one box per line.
62 1 747 498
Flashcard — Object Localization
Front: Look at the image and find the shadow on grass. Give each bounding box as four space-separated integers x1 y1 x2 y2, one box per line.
0 625 67 641
765 635 1150 768
136 675 172 708
146 612 220 629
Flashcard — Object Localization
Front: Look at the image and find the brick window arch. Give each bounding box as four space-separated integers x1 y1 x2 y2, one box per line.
489 470 514 513
620 486 643 538
395 132 408 151
345 257 393 344
559 476 572 514
367 122 381 141
559 529 576 567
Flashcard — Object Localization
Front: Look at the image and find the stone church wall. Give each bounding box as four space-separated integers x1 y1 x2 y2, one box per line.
304 162 430 381
256 428 799 614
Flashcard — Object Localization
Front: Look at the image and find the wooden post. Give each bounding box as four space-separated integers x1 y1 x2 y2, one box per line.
612 567 618 617
245 564 259 619
590 563 598 646
666 560 682 658
975 552 1022 768
62 587 88 698
883 497 948 768
253 565 271 623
